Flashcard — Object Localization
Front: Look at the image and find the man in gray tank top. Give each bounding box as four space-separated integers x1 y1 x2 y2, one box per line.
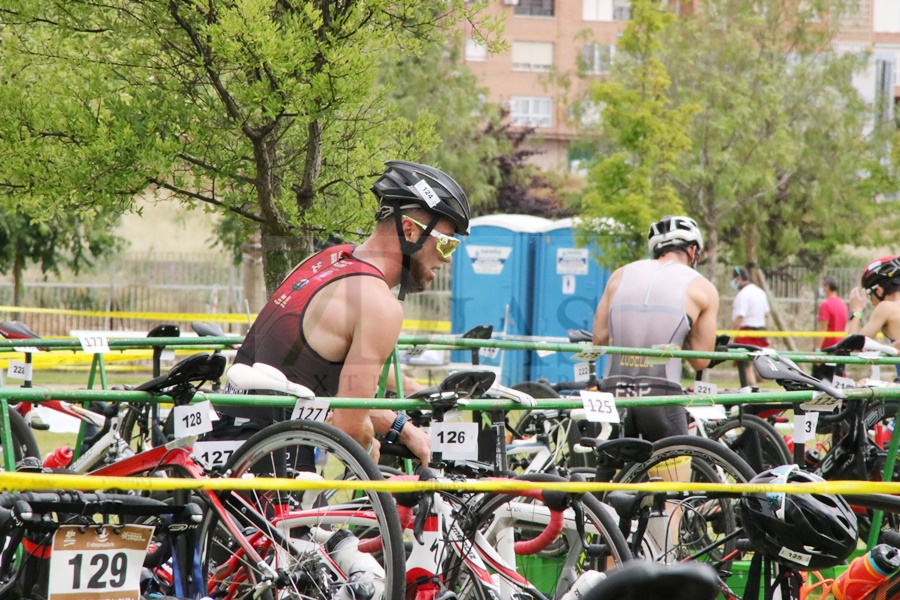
592 215 720 441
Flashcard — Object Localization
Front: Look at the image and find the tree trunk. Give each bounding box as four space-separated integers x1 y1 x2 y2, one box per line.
12 252 23 320
753 265 797 352
260 227 314 295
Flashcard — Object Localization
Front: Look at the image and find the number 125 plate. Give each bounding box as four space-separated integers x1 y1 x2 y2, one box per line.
49 524 153 600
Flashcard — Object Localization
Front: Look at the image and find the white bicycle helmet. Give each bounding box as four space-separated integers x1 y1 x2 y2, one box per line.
647 215 704 254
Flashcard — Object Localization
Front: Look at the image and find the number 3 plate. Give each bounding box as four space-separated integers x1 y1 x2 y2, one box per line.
49 524 153 600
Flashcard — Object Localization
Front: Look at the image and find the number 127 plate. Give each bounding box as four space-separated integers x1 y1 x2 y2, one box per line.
49 524 153 600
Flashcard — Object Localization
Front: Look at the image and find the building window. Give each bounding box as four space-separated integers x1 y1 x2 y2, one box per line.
581 44 615 75
515 0 554 17
466 38 487 62
512 42 554 72
510 96 553 127
613 0 631 21
583 0 612 21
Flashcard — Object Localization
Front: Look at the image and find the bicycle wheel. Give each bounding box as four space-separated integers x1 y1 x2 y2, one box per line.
446 473 631 600
197 419 404 600
611 436 756 567
1 407 39 467
705 414 792 473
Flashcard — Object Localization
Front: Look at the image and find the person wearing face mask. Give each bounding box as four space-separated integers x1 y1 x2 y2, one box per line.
593 215 719 440
731 265 770 386
812 275 848 383
848 256 900 381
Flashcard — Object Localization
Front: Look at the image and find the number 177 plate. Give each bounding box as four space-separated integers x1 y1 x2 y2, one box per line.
49 524 153 600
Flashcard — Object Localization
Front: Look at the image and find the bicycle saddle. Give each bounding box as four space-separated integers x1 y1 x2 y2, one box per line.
135 352 227 393
191 321 225 337
582 561 720 600
147 323 180 338
461 324 494 339
407 370 497 403
0 321 40 340
752 352 847 399
568 328 593 343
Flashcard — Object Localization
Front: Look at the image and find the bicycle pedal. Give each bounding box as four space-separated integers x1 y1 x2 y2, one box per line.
29 416 50 431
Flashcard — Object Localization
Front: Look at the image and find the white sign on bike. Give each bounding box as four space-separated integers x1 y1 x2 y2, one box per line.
431 421 479 460
792 412 819 445
7 360 32 380
571 348 606 362
290 399 330 422
78 333 110 354
479 346 500 360
832 375 855 389
800 392 841 412
686 405 727 421
574 362 591 382
49 523 152 600
193 440 243 468
580 391 620 423
173 400 214 437
13 346 42 354
693 381 717 396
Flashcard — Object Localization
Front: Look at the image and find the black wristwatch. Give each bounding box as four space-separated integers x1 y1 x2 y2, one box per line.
384 413 409 444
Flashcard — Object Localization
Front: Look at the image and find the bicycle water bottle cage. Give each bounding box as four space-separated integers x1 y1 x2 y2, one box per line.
567 328 593 344
752 352 847 399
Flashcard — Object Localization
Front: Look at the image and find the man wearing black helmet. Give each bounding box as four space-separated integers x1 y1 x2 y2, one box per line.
592 215 719 441
225 161 470 465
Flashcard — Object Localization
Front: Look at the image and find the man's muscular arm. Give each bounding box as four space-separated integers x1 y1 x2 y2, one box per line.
683 278 720 370
592 268 623 346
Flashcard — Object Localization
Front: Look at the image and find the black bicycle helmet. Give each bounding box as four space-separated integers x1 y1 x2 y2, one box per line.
647 215 704 254
860 255 900 294
740 466 857 570
371 160 470 235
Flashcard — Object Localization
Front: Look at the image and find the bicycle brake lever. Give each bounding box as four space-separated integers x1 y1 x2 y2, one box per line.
413 491 432 545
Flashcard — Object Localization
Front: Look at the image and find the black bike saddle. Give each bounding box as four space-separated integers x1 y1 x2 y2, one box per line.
134 352 227 393
583 561 720 600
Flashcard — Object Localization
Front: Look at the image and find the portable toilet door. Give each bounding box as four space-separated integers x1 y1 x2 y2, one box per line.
529 218 611 386
451 214 552 385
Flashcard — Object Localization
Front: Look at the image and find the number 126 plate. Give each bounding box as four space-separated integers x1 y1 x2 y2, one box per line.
49 524 153 600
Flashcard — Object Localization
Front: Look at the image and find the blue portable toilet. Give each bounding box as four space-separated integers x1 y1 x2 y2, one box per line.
528 218 612 385
451 214 552 385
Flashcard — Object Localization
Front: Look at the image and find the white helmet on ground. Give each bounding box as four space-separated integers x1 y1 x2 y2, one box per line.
647 215 704 254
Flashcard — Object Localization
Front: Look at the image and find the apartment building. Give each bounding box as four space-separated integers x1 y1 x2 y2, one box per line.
460 0 900 172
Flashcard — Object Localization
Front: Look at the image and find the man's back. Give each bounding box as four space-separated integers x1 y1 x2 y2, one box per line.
602 259 699 395
733 283 769 327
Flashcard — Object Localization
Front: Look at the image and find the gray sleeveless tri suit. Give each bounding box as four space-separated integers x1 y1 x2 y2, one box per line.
599 259 700 441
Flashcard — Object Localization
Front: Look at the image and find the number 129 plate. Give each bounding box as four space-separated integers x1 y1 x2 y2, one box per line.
49 524 153 600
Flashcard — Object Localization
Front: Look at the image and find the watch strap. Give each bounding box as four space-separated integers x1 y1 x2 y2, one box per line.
384 413 409 444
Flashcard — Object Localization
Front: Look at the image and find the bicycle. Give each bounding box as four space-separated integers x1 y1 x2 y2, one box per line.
376 369 632 600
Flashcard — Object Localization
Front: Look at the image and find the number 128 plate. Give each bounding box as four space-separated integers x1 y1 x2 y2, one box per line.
49 524 153 600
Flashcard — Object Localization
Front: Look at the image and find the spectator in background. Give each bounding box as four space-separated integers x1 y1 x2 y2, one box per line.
731 265 770 386
812 276 848 383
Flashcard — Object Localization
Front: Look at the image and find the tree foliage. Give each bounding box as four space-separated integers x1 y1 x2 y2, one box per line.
577 0 697 268
573 0 894 276
0 0 504 291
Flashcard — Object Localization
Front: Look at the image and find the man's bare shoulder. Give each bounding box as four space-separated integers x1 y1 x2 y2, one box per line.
688 273 720 307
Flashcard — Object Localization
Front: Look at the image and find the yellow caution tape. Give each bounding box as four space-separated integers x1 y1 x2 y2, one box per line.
0 471 899 495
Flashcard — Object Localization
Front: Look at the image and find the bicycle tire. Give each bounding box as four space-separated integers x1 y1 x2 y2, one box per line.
446 473 632 600
197 419 405 600
2 406 39 466
611 436 756 567
705 414 792 473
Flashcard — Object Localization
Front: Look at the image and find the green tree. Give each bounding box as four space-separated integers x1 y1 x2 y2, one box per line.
0 0 504 292
662 0 886 277
578 0 698 268
0 210 121 306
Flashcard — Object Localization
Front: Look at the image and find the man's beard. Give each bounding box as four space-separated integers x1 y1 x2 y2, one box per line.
400 253 432 295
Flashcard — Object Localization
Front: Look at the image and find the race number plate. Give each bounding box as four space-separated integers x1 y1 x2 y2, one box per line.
431 421 479 460
800 392 841 412
792 412 819 445
290 399 330 422
571 348 606 362
479 346 500 360
693 381 717 396
7 360 32 380
832 376 855 389
173 400 215 437
574 362 591 382
193 440 243 468
580 391 620 423
49 524 153 600
78 334 110 354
